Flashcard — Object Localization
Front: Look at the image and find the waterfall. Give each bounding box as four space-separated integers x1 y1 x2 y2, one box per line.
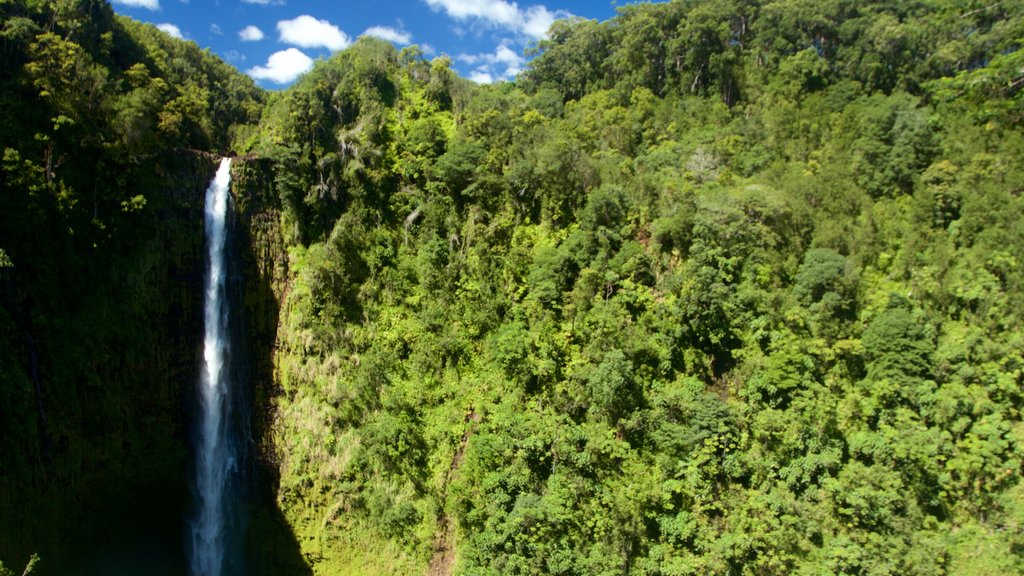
191 157 242 576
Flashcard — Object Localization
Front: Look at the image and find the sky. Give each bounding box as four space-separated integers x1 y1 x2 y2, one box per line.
108 0 646 89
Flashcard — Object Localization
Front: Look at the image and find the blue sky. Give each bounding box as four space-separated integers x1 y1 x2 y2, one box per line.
108 0 648 89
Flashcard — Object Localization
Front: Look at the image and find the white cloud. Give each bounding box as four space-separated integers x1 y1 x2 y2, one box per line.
156 23 183 39
422 0 569 38
469 70 494 84
112 0 159 10
493 44 523 66
247 48 313 84
425 0 519 27
210 23 222 35
458 42 524 82
278 15 350 51
362 26 412 45
242 0 284 5
224 50 246 63
239 25 265 41
521 5 558 38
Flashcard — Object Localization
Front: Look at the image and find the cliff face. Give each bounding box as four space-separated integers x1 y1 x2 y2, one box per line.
227 158 317 575
228 157 289 490
0 150 211 566
0 152 291 572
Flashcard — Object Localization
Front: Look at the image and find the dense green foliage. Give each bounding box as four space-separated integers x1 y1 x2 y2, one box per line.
0 0 263 569
248 1 1024 574
3 0 1024 575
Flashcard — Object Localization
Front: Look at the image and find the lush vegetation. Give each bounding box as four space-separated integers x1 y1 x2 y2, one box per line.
249 1 1024 574
3 0 1024 575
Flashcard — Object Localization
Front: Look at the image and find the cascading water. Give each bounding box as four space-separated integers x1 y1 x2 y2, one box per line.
191 157 245 576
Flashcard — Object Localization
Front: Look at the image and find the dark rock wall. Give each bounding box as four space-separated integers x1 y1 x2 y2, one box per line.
0 152 289 572
229 157 288 492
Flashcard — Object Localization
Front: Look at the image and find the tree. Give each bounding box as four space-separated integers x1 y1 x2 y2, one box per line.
862 296 932 383
847 93 937 198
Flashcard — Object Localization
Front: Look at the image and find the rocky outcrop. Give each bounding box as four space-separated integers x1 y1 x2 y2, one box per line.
229 157 289 486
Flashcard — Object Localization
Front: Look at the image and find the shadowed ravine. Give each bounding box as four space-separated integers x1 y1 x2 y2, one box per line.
71 156 308 576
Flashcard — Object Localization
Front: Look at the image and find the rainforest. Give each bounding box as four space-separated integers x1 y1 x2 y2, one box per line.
1 0 1024 575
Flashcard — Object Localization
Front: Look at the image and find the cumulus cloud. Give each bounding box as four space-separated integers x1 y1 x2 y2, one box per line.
469 70 494 84
210 23 223 35
241 0 284 5
422 0 569 38
460 42 525 83
520 5 559 38
247 48 314 84
112 0 159 10
278 15 350 51
156 23 184 39
425 0 519 27
362 26 412 45
239 25 265 41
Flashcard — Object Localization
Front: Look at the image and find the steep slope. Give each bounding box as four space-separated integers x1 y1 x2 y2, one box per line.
245 2 1024 574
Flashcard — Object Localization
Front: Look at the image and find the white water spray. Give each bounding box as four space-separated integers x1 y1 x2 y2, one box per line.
192 157 234 576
